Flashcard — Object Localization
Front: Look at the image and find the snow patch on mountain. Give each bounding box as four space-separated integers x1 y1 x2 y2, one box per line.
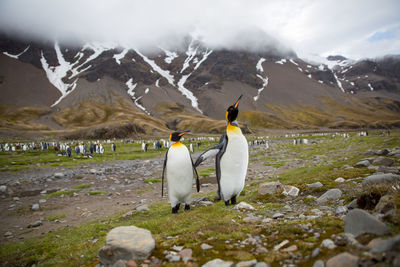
334 73 345 93
256 58 266 72
275 59 286 65
289 59 299 66
155 79 160 87
3 45 30 59
254 74 269 101
126 78 150 115
159 47 178 64
113 48 129 65
177 75 202 113
181 39 198 73
134 49 175 86
368 83 374 91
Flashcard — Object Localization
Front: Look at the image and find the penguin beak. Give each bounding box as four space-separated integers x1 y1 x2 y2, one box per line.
178 130 190 137
234 95 243 109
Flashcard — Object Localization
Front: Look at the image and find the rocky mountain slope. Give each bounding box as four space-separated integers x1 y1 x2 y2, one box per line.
0 33 399 138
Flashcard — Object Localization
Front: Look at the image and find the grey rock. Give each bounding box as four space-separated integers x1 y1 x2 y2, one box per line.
254 263 270 267
166 254 181 262
179 248 193 262
344 209 390 237
112 259 127 267
355 160 370 167
243 216 262 223
282 185 299 197
364 150 376 156
202 259 233 267
321 239 336 249
370 234 400 253
346 199 358 210
336 206 348 215
234 202 256 211
362 173 400 186
372 157 395 166
376 148 390 155
388 149 400 156
39 199 47 203
311 247 320 258
272 213 284 219
236 259 257 267
376 166 400 174
335 177 345 183
313 260 325 267
326 252 359 267
316 189 342 203
54 172 64 178
4 231 12 237
98 226 155 265
32 203 40 211
199 201 214 206
307 182 323 188
136 204 149 211
201 243 213 250
374 195 394 214
258 181 282 195
0 185 7 193
28 220 43 228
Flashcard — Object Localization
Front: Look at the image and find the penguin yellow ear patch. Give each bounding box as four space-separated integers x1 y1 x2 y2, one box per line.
169 134 172 141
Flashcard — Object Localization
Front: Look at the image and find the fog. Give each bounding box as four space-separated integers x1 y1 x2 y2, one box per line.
0 0 399 59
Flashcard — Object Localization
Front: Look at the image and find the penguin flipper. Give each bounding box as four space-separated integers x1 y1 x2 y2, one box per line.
161 148 169 197
194 134 227 167
190 156 200 192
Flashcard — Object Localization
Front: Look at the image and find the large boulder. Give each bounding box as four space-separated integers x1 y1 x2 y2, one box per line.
344 209 390 237
258 181 282 195
316 189 342 203
362 173 400 186
372 157 395 166
326 252 359 267
99 226 155 265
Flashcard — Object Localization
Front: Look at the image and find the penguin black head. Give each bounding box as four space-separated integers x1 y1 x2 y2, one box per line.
169 130 190 142
226 95 242 123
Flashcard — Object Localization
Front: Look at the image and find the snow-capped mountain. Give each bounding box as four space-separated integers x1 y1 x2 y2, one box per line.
0 33 399 137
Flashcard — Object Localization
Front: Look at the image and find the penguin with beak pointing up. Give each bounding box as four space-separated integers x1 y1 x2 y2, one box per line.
195 95 248 206
162 130 200 213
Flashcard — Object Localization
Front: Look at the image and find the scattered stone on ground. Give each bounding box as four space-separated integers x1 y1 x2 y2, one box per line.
316 188 342 203
234 202 255 211
273 239 289 251
201 243 213 250
282 185 299 197
326 252 359 267
202 258 233 267
258 181 282 195
369 234 400 253
355 160 370 167
321 239 336 249
307 182 323 188
344 208 390 237
334 177 345 183
362 173 400 186
313 260 325 267
98 226 155 265
136 204 149 212
372 156 395 166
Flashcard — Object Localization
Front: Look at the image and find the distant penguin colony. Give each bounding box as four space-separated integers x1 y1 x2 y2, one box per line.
195 95 249 205
162 131 200 214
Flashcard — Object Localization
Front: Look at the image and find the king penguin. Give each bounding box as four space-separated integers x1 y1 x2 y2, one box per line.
195 95 248 205
162 131 200 213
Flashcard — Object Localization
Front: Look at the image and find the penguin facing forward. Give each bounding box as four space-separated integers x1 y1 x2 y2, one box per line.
162 131 200 214
195 95 248 206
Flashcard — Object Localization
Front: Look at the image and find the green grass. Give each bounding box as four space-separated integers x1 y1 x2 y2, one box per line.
0 140 220 172
144 178 161 183
1 131 399 266
73 184 92 190
198 167 215 177
42 190 76 199
46 214 66 221
88 190 107 196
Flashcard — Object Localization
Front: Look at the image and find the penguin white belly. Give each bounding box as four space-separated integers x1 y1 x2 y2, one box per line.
166 145 193 207
220 133 248 201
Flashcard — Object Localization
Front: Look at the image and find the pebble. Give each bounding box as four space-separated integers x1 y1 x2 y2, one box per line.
166 254 180 262
32 204 40 211
282 244 297 252
202 259 233 267
274 240 289 251
136 204 149 211
335 206 348 215
201 243 213 250
39 199 47 203
335 177 345 183
0 185 7 193
272 213 284 219
307 182 323 188
234 202 256 211
326 252 358 267
311 247 320 258
313 260 325 267
4 231 12 237
321 239 336 249
254 263 270 267
178 248 192 262
28 220 43 228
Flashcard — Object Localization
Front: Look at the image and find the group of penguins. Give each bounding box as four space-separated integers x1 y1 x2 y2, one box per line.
162 95 249 214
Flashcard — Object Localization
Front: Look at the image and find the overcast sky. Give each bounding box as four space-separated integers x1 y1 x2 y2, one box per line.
0 0 399 60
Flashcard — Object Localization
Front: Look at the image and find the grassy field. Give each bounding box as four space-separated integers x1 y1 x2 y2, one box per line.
0 131 399 266
0 139 219 172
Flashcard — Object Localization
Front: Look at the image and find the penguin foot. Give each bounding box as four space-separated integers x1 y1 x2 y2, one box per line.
184 204 190 210
214 191 222 202
230 196 237 205
224 200 230 206
172 204 180 214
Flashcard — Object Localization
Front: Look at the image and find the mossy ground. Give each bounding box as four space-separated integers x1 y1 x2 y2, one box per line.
0 131 399 266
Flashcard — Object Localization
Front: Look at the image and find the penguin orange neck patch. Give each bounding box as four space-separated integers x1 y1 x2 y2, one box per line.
171 142 183 147
227 123 242 135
